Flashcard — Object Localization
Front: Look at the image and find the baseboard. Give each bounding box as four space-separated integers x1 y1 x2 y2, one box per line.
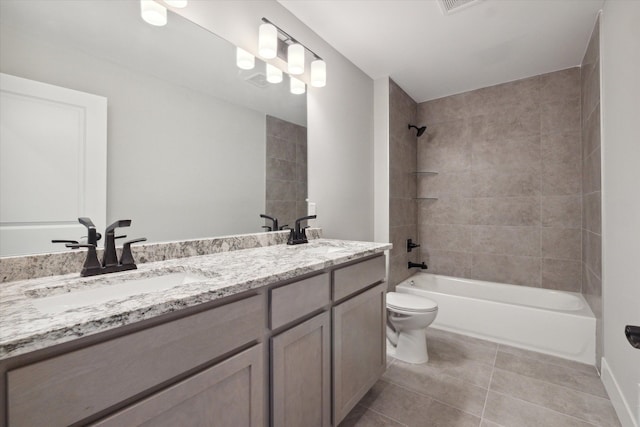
601 357 638 427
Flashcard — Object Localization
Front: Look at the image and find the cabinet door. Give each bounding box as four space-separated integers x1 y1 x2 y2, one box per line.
333 283 386 425
272 311 331 427
92 344 264 427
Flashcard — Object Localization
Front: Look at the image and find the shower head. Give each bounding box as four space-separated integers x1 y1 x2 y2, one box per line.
408 124 427 137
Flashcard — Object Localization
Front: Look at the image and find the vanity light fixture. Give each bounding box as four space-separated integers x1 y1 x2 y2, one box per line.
290 76 306 95
140 0 167 26
310 59 326 87
266 64 283 83
259 23 278 59
164 0 188 7
236 47 255 70
287 44 305 75
259 18 326 88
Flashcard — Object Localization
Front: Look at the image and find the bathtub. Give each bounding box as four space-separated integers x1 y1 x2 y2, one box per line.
396 272 596 365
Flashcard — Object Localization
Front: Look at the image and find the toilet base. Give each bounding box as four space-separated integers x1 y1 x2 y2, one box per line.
391 328 429 364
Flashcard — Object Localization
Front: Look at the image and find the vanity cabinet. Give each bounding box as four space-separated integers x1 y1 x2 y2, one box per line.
332 256 387 425
271 312 331 427
92 344 264 426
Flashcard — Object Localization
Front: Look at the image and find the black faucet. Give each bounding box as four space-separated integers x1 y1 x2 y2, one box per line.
408 261 428 269
287 215 317 245
103 219 131 267
260 214 279 232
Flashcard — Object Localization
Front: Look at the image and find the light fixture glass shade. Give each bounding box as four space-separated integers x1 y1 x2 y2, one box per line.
266 64 283 84
290 76 306 95
140 0 167 26
164 0 188 7
259 23 278 59
236 47 255 70
310 59 326 87
288 44 305 75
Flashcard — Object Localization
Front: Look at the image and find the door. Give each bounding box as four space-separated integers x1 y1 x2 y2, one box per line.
333 283 386 425
92 344 264 427
0 73 106 256
272 311 331 427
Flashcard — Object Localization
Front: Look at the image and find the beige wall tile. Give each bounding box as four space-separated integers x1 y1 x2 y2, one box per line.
418 197 472 225
582 61 600 119
541 98 581 134
471 135 541 173
471 170 540 197
541 131 581 196
541 227 581 260
471 226 540 257
421 249 472 278
471 197 540 226
542 258 582 291
471 103 540 141
583 191 601 234
583 229 602 279
541 195 582 228
540 67 580 104
582 104 601 160
417 171 472 198
420 224 473 252
582 147 601 194
471 253 541 287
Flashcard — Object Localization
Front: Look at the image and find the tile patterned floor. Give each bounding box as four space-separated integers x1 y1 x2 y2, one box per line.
340 328 621 427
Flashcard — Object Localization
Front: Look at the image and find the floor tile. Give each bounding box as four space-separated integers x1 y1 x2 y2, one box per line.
483 391 597 427
360 380 480 427
497 343 598 376
479 420 503 427
383 360 488 416
490 368 620 426
428 328 499 366
494 351 608 398
339 404 407 427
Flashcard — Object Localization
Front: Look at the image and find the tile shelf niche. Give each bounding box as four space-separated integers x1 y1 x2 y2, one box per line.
414 171 438 200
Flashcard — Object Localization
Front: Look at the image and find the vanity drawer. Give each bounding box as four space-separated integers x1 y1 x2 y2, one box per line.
270 273 330 329
333 255 385 301
7 294 264 427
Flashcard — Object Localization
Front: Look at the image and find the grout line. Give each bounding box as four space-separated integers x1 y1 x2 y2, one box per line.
356 404 409 427
489 389 601 426
480 360 496 421
496 345 598 377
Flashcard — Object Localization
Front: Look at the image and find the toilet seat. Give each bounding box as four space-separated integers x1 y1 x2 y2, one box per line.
387 292 437 314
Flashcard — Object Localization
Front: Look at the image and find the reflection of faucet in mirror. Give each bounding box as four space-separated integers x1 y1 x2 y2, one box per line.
260 214 289 231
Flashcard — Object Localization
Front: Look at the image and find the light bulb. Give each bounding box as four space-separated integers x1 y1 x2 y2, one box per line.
140 0 167 26
288 44 305 75
266 64 283 83
236 47 255 70
290 76 306 95
310 59 326 87
259 23 278 59
164 0 187 7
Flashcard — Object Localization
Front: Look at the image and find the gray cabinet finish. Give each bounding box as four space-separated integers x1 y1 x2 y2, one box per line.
7 294 263 427
92 344 264 427
332 283 386 425
272 311 331 427
270 273 330 329
333 255 386 301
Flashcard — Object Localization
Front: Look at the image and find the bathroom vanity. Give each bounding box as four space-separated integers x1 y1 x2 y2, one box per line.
0 239 390 426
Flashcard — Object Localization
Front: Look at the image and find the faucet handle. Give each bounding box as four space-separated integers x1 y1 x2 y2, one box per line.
261 225 273 232
105 219 131 233
52 239 79 247
120 238 147 266
65 243 101 275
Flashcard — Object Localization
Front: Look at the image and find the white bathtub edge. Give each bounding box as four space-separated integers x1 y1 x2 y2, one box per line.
601 357 638 427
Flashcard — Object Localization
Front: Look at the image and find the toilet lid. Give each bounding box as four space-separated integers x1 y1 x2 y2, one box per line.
387 292 438 313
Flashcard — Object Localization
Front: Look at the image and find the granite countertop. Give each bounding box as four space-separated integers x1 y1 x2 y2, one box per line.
0 239 391 360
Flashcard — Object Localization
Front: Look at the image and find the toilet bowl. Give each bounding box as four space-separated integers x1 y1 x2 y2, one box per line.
386 292 438 364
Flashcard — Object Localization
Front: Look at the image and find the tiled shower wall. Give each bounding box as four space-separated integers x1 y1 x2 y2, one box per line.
581 17 602 368
265 116 307 229
388 80 421 289
415 68 583 290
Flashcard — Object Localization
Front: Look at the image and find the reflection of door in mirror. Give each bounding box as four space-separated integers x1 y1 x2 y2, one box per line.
0 73 107 256
265 116 307 231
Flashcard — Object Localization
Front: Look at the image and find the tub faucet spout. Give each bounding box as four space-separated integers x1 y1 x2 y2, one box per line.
408 261 428 269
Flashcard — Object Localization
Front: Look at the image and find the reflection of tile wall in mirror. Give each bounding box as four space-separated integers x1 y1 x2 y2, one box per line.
0 0 306 255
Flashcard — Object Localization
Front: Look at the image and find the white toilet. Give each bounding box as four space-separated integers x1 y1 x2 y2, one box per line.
386 292 438 364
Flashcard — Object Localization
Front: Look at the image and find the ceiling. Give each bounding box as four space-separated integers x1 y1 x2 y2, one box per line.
278 0 604 102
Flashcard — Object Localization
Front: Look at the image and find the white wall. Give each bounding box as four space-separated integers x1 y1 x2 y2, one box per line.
173 0 376 241
600 1 640 426
373 77 390 244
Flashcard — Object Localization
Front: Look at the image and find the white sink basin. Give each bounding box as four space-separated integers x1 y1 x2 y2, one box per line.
30 271 208 315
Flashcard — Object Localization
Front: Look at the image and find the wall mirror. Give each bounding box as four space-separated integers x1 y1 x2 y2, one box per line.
0 0 307 256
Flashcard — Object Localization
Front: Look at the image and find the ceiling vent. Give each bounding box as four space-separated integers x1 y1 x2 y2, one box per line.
438 0 481 15
244 72 269 89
